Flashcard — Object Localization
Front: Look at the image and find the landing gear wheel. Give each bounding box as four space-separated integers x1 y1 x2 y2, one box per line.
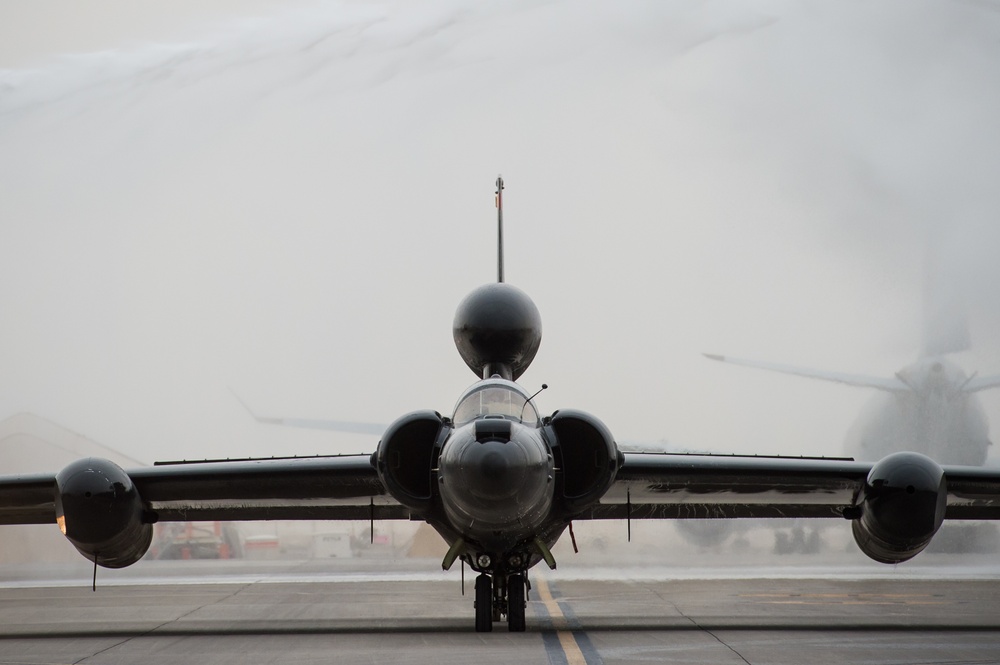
507 574 526 632
475 574 493 633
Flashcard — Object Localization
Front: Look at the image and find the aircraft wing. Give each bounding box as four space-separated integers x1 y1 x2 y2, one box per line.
0 454 407 526
587 453 1000 520
231 390 386 435
0 473 56 525
703 354 911 392
964 375 1000 393
237 417 387 436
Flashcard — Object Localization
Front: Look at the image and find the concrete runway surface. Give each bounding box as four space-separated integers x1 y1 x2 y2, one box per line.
1 553 999 665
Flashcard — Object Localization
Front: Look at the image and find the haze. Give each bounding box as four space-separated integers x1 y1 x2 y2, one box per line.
1 0 998 465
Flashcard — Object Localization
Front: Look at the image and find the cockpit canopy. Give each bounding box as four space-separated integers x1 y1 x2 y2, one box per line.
452 378 540 426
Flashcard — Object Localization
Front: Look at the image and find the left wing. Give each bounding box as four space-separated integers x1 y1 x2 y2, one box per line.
134 455 404 521
0 453 403 569
0 454 405 526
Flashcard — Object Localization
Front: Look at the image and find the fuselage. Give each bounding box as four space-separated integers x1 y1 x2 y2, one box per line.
437 378 554 551
372 278 618 585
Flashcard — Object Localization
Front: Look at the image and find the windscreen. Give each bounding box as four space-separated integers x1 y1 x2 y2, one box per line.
453 384 539 426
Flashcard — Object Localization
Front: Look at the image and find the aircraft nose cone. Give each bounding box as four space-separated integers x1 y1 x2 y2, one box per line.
480 450 508 481
460 440 526 500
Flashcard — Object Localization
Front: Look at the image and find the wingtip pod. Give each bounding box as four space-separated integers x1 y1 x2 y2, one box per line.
850 452 946 564
55 458 152 569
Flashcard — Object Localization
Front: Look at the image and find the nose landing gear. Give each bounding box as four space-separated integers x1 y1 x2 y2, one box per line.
475 573 492 632
473 572 527 632
507 573 526 632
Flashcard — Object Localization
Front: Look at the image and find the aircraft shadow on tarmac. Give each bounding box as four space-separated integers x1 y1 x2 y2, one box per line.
3 620 999 639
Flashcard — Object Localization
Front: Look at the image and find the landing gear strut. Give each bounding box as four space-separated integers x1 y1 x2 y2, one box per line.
507 573 526 632
473 572 527 632
475 574 492 632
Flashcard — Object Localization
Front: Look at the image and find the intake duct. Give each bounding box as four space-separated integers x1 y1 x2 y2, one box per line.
851 452 946 564
375 411 447 513
544 409 620 514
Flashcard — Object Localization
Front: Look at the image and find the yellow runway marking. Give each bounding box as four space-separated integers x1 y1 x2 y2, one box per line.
535 577 587 665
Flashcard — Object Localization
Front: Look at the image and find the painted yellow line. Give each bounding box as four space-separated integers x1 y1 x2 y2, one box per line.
535 577 587 665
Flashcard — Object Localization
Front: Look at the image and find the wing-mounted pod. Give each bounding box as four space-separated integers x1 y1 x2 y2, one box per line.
375 411 449 514
453 283 541 381
851 452 946 563
55 458 153 569
543 410 621 515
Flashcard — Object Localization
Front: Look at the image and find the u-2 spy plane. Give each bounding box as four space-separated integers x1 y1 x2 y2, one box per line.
2 178 1000 633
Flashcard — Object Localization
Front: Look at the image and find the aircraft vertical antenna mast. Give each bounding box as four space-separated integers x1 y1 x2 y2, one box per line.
496 175 505 283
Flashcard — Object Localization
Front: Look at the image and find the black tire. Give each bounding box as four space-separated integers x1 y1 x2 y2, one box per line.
507 574 526 632
475 574 493 633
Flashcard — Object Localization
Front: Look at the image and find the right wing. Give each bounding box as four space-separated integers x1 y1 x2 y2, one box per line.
703 353 911 392
589 452 1000 521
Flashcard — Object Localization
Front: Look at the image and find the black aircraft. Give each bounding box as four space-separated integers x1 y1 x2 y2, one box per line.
2 177 1000 633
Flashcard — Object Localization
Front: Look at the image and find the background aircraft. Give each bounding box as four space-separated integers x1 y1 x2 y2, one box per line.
705 245 1000 468
704 352 999 466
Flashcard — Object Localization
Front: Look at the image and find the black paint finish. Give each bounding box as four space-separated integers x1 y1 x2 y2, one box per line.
453 283 541 381
852 452 947 563
54 458 152 569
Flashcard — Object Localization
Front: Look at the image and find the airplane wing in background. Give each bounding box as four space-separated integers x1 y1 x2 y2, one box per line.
231 391 387 435
964 375 1000 393
237 416 387 436
703 354 911 392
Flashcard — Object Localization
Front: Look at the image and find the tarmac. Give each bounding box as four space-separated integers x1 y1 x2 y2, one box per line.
1 548 999 665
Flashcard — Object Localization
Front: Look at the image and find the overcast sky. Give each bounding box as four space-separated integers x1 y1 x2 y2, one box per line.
1 0 999 465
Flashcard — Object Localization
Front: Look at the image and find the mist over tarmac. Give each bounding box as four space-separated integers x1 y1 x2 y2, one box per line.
1 0 999 465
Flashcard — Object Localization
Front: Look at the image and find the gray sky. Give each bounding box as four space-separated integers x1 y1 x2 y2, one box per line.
1 0 999 465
